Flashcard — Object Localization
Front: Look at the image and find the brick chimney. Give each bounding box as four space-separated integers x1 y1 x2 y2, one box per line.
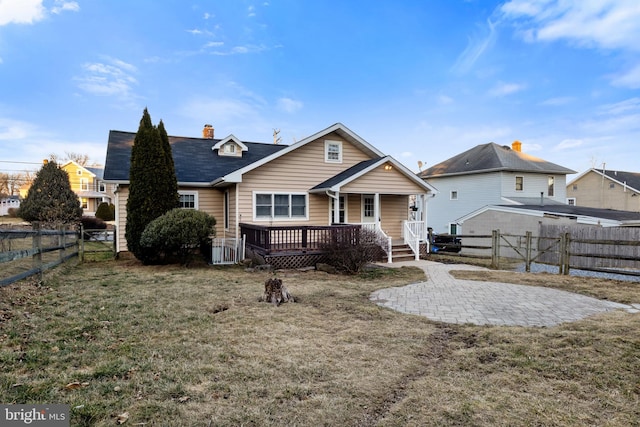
203 124 214 139
512 140 522 152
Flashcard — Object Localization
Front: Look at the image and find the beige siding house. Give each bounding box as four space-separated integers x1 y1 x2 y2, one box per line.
567 168 640 212
104 123 437 265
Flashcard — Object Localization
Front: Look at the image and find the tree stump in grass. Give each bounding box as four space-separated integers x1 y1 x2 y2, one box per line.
262 278 294 306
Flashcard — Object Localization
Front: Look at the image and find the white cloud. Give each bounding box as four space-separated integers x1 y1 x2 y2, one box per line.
75 58 138 98
51 1 79 15
554 138 584 151
204 41 224 48
539 96 574 106
248 5 256 17
437 95 454 105
610 63 640 89
488 82 526 97
452 18 497 74
499 0 640 51
0 117 31 140
0 0 45 25
598 97 640 115
277 97 303 113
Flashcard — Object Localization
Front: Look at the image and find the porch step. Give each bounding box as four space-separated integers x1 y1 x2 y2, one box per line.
391 244 416 262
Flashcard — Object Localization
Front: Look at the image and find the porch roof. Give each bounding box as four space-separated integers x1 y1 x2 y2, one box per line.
309 156 438 194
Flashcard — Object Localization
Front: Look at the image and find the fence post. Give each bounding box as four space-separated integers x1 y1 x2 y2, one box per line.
491 229 500 269
525 231 532 272
563 232 571 275
59 224 65 262
80 224 85 262
32 222 42 282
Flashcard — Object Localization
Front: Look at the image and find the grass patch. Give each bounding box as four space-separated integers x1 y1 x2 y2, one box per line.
0 259 638 426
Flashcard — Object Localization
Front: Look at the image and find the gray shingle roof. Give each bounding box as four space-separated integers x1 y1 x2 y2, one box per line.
603 170 640 192
103 130 288 184
310 158 383 191
500 204 640 222
419 142 576 178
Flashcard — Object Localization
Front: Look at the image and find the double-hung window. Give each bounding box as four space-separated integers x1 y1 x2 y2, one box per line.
255 193 307 220
325 140 342 163
179 191 198 209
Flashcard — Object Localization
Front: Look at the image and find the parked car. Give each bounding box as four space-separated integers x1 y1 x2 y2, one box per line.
430 234 462 253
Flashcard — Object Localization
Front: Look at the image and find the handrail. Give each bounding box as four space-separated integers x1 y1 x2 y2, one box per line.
403 221 420 261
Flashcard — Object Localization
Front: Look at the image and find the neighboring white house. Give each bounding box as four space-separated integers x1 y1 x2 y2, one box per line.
0 195 20 216
418 141 576 235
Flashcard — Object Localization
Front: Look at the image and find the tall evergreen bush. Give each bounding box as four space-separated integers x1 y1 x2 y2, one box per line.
125 108 179 262
18 161 83 226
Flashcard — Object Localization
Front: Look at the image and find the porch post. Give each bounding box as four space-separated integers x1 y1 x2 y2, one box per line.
333 191 340 224
422 193 429 241
374 193 380 229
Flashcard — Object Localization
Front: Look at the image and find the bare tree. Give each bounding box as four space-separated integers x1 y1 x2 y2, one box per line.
48 152 91 166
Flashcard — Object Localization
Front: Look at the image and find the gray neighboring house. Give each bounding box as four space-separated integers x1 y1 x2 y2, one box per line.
418 141 576 235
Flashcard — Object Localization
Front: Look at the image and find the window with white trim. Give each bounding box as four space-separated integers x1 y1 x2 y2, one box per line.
567 198 576 206
179 191 198 209
325 140 342 163
548 176 555 197
80 178 89 191
515 176 523 191
98 182 106 192
255 193 307 220
450 190 458 200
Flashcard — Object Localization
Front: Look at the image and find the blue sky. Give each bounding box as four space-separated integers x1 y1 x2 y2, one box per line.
1 0 639 179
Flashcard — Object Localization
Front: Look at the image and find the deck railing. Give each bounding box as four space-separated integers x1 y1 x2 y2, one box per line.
240 223 363 254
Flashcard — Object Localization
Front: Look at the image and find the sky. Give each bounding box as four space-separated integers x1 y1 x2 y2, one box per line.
1 0 639 180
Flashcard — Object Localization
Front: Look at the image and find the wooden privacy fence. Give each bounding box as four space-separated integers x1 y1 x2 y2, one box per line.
446 226 640 277
0 223 79 286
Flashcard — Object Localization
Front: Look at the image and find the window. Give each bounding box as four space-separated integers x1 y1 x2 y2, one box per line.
363 196 374 218
609 182 615 189
224 143 236 154
515 176 523 191
548 176 555 197
449 223 458 235
80 178 89 191
254 193 307 220
325 140 342 163
179 191 198 209
98 182 106 192
81 198 88 209
450 190 458 200
567 198 576 206
76 170 82 176
572 184 578 191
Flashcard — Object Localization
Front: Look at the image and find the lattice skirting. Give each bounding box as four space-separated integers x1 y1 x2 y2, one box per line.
245 247 328 270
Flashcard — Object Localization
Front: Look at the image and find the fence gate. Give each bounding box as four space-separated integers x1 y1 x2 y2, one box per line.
80 227 116 260
492 230 564 272
211 237 245 265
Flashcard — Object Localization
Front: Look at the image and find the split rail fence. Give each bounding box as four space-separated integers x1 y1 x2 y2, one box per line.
0 223 79 286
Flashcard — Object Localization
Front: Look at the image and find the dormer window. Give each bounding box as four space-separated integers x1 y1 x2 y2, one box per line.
212 135 248 157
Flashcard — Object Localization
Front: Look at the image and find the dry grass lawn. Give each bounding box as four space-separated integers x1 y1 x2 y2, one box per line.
0 256 639 426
